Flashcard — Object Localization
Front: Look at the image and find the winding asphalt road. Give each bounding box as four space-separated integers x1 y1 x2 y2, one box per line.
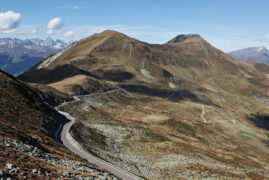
55 91 142 180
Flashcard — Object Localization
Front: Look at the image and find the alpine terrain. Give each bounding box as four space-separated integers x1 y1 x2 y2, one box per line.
17 30 269 179
0 69 126 179
228 46 269 64
0 37 68 76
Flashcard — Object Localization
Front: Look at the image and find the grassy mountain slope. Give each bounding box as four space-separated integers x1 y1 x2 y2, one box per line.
18 30 269 179
0 70 119 179
19 30 269 98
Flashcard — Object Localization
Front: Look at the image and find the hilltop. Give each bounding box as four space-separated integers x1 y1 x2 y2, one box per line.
20 30 269 99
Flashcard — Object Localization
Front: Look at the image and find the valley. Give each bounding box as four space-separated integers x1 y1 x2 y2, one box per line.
56 94 142 180
0 70 120 179
2 1 269 179
55 87 269 179
16 30 269 179
1 29 269 179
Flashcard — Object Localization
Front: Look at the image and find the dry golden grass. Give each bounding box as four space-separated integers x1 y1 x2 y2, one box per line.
49 75 111 95
49 75 91 94
18 30 269 178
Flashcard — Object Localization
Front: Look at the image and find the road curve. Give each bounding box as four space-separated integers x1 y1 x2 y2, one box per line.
200 105 237 127
55 91 143 180
201 105 207 123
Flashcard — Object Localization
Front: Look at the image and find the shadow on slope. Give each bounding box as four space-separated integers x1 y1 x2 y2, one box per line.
246 113 269 147
119 83 210 104
0 70 70 149
102 69 134 82
247 113 269 131
18 64 98 84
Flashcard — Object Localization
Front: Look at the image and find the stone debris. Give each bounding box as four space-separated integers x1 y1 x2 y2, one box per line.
0 138 119 179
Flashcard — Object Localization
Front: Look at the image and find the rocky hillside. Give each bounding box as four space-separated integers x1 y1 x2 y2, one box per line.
0 70 119 179
18 30 269 179
0 37 68 76
228 46 269 64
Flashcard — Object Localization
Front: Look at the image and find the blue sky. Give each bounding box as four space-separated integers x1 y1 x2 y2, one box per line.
1 0 269 52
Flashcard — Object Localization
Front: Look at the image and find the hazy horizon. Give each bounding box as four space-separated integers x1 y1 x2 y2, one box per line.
1 0 269 52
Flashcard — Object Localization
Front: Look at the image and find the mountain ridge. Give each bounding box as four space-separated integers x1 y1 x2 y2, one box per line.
166 34 203 43
19 30 268 98
0 37 68 76
228 46 269 64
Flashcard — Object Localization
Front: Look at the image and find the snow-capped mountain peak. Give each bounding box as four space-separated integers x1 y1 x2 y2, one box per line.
257 46 266 52
0 37 68 51
0 37 68 76
228 46 269 64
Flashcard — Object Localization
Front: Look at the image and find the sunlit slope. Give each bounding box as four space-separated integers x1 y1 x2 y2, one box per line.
19 30 269 99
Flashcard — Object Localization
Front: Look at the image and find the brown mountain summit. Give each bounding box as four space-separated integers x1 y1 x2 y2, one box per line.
166 34 202 43
19 30 268 98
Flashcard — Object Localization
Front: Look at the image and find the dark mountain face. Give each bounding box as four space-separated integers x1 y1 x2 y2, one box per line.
0 38 68 76
0 70 65 138
228 46 269 64
0 70 120 179
166 34 201 43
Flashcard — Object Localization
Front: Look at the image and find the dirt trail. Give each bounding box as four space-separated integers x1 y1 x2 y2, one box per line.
201 105 236 126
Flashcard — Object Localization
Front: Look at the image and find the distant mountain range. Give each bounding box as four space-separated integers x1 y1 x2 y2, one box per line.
0 37 68 76
228 46 269 64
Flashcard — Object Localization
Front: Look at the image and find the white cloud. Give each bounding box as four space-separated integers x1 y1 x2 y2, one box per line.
31 28 38 34
13 25 42 35
0 28 17 34
47 17 63 34
0 11 22 33
260 34 269 41
58 5 80 10
64 30 83 38
73 5 80 9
